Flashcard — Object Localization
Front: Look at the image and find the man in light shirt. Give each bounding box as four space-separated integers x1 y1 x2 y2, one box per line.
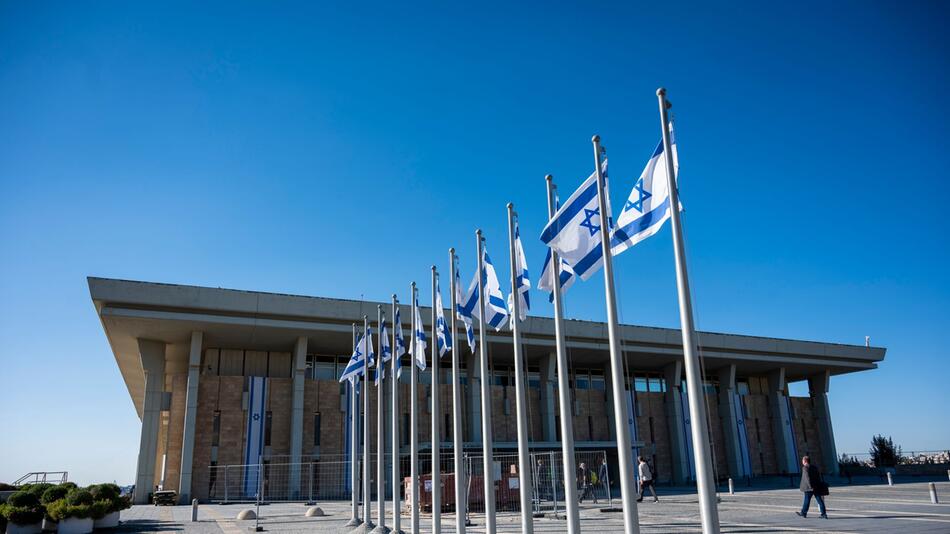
636 456 658 503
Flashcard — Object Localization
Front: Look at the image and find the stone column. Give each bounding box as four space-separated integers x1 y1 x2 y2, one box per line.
716 364 744 479
603 363 616 441
177 332 202 503
808 370 839 476
538 353 557 442
767 368 797 474
289 336 308 498
134 339 166 504
465 351 481 442
663 361 690 484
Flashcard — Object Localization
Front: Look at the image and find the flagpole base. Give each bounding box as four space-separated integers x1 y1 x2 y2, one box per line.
349 523 375 534
344 518 362 527
370 526 391 534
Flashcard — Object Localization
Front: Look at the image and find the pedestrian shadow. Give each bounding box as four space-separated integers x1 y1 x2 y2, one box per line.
115 519 184 532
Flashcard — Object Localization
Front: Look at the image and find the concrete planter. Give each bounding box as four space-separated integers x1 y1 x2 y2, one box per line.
41 519 57 532
5 522 42 534
55 518 92 534
93 512 119 530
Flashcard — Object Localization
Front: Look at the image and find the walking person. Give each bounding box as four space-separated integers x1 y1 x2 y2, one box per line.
597 457 609 501
796 455 829 519
577 462 597 503
635 456 658 503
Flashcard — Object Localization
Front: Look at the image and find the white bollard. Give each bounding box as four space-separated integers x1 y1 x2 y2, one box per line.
191 499 198 522
886 472 893 486
930 482 939 504
728 478 734 495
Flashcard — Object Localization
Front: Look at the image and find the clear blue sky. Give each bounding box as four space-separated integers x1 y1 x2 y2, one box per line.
1 1 948 485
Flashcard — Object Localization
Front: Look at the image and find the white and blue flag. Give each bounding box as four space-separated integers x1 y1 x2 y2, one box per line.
539 159 611 281
460 242 509 331
537 192 577 301
394 306 406 379
455 266 476 353
242 376 267 497
611 126 679 256
376 317 391 384
435 276 452 358
510 219 531 322
411 295 428 370
339 330 374 383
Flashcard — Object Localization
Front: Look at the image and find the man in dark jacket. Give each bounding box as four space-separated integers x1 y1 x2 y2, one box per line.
796 455 828 519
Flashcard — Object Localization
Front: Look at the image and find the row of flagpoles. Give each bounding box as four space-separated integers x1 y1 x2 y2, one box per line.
336 88 720 534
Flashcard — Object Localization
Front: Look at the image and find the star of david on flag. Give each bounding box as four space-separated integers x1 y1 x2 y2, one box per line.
459 240 508 331
539 158 611 281
339 329 374 382
610 122 680 257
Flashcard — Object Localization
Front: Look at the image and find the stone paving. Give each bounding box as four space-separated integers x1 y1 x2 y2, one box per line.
117 479 950 533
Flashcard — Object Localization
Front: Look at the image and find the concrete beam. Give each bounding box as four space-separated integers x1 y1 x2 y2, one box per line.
289 336 308 498
663 361 690 484
177 332 202 503
808 370 839 475
134 339 166 504
767 368 798 474
539 353 557 442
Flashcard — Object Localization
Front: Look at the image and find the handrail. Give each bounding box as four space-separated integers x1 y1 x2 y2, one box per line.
13 472 68 486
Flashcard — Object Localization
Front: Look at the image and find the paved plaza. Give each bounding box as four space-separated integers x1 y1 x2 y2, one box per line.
116 479 949 533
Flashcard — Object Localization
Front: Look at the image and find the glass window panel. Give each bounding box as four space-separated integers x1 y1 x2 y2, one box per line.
635 376 649 392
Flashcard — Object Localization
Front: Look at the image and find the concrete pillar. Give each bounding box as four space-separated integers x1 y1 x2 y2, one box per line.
716 364 744 479
134 339 166 504
603 363 616 441
465 351 481 442
767 368 798 474
289 336 308 498
663 361 690 484
177 332 203 503
808 370 839 476
538 353 557 442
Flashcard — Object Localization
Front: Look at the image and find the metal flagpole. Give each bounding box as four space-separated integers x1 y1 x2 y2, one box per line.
656 87 720 534
391 295 403 534
475 229 497 534
363 315 374 529
448 250 466 534
506 204 534 534
373 305 388 534
431 267 442 534
348 323 362 527
544 176 580 533
592 134 641 534
410 283 421 534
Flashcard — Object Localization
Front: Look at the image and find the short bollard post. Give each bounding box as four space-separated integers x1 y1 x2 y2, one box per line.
728 478 734 495
191 499 198 522
886 472 894 486
930 482 939 504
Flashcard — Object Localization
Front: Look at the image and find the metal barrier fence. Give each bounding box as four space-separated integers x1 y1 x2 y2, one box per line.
201 449 612 516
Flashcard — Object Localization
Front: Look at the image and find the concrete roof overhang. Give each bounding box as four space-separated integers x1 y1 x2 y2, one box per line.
88 277 886 419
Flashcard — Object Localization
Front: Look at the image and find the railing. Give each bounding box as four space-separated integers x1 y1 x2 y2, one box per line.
840 450 950 466
13 472 69 486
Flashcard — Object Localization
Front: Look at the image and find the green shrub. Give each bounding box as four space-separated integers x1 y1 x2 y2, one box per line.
90 500 111 520
88 484 119 503
65 489 93 507
41 485 70 505
22 484 53 499
45 499 92 521
0 491 44 525
0 482 17 491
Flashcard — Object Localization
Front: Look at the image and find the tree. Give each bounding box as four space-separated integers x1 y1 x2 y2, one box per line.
869 435 903 468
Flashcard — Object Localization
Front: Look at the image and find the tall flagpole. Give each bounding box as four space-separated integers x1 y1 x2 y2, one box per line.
656 87 720 534
363 314 374 529
391 295 403 534
448 250 466 534
506 204 534 534
475 229 497 534
431 267 442 534
373 305 388 534
410 283 420 534
592 134 641 534
348 323 362 527
544 176 580 533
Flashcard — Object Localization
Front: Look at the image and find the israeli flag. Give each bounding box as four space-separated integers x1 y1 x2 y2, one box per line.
455 267 476 353
393 306 406 379
510 220 531 322
411 295 428 370
339 331 373 383
435 276 452 358
611 126 679 256
460 242 509 331
537 192 577 301
539 159 611 281
376 317 391 384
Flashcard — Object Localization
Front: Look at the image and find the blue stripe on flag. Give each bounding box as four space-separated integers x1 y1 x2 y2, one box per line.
539 180 599 244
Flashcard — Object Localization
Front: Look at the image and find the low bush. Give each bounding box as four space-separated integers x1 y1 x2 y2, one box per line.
0 482 17 491
0 490 44 525
41 485 70 505
22 484 53 499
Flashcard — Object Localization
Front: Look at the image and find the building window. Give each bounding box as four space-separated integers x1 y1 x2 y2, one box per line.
212 411 221 446
648 376 666 393
402 414 410 446
634 376 649 392
445 414 452 440
591 370 605 391
527 369 540 388
264 411 273 446
576 370 590 390
737 381 750 396
313 412 322 446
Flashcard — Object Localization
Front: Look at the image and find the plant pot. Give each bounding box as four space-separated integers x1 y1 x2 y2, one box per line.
41 519 57 532
55 518 92 534
5 521 42 534
92 512 119 530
